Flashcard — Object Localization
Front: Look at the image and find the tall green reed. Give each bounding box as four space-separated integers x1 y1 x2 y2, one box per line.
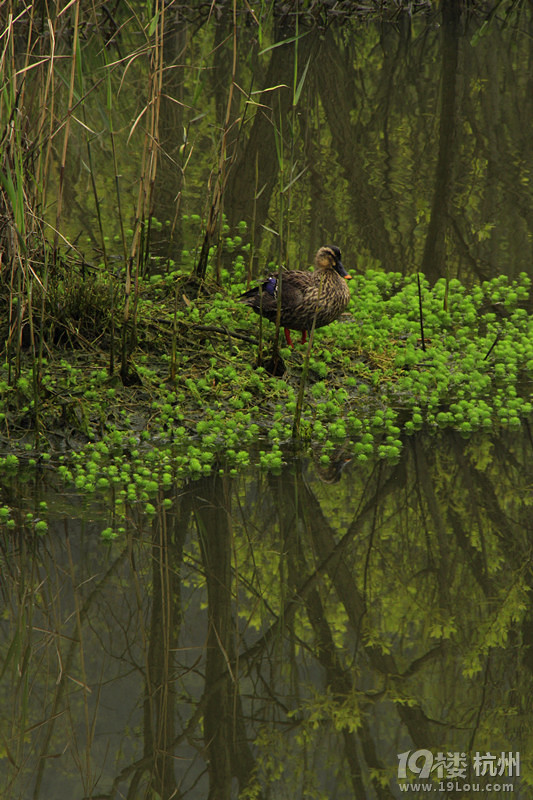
0 3 52 442
0 1 176 388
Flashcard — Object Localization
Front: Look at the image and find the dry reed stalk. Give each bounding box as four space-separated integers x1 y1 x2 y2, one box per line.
53 0 80 257
121 1 165 380
195 0 239 284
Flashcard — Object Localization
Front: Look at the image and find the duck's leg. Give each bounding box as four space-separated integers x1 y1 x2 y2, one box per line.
284 328 293 347
301 331 307 344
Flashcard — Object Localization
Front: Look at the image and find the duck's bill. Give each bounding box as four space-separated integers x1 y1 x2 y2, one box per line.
335 260 352 280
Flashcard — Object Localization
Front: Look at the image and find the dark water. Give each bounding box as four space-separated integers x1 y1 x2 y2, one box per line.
49 4 533 285
3 4 533 799
1 430 532 799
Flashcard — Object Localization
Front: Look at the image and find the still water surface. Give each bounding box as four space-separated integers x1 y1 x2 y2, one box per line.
1 430 531 798
52 4 533 284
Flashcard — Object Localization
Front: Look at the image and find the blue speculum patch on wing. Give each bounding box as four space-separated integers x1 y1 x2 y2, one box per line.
264 276 277 297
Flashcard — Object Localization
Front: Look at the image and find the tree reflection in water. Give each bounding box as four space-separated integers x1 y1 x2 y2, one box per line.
1 429 531 799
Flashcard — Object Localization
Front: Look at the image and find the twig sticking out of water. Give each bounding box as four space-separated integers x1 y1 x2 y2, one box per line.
417 273 426 352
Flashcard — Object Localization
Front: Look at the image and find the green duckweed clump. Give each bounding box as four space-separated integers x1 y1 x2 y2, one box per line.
0 265 531 536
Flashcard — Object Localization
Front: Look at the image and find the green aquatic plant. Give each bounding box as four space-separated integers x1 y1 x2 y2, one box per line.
0 267 531 504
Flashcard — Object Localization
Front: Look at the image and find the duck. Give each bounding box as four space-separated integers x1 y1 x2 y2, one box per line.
238 245 352 346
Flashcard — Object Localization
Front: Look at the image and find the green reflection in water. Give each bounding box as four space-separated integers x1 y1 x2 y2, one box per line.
1 430 531 799
32 4 533 283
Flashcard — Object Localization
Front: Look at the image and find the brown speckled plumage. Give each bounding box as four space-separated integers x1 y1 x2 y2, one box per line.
239 245 351 345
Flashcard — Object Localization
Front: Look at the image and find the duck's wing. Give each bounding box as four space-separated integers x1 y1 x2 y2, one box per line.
239 271 308 310
276 273 309 308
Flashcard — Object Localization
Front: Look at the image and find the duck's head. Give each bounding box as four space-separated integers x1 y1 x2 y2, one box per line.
315 245 352 279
